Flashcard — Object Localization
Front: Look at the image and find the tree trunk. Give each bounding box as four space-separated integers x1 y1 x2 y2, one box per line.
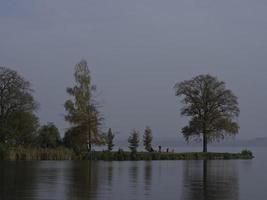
203 131 207 153
88 141 91 152
88 126 92 152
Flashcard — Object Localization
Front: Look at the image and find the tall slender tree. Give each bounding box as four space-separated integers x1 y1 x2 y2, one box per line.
174 74 240 152
143 126 153 152
106 128 114 152
64 60 104 152
128 130 139 153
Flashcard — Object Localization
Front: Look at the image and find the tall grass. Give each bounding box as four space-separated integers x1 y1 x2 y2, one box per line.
0 146 74 160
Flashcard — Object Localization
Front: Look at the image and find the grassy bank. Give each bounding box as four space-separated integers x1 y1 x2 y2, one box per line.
0 145 74 160
0 144 253 161
84 150 254 161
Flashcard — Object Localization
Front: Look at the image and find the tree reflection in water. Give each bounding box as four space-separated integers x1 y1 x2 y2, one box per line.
65 161 99 200
107 162 113 190
0 161 38 200
144 161 152 195
181 160 239 200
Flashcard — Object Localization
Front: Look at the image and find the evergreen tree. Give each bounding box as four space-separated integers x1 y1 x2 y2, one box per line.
143 126 153 152
128 130 139 153
106 128 115 152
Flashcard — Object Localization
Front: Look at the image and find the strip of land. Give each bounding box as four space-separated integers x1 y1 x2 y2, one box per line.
0 147 253 161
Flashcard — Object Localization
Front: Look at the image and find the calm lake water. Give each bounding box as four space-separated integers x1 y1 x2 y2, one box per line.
0 147 266 200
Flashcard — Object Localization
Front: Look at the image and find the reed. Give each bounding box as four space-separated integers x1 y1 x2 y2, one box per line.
1 146 74 160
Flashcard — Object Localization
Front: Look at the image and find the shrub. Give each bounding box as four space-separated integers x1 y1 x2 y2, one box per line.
241 149 253 158
0 143 8 159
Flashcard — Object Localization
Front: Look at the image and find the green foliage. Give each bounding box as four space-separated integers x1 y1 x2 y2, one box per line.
0 143 8 159
143 126 153 152
37 123 61 148
6 112 39 146
241 149 253 157
0 66 39 146
174 74 240 152
0 143 74 160
63 126 88 156
128 130 139 153
3 147 74 160
0 145 253 161
64 60 104 152
106 128 114 151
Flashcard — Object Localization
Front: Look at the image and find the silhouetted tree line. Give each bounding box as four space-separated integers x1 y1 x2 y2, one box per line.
0 63 155 156
0 66 61 148
0 60 240 157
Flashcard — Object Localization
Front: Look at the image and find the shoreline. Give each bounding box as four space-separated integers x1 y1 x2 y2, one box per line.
0 147 253 161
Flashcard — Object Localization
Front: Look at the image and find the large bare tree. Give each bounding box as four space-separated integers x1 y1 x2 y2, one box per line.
174 74 240 152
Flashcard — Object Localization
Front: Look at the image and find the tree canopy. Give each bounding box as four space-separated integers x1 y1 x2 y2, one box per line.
37 123 61 148
143 126 153 152
0 66 38 145
128 130 139 153
106 128 115 152
174 74 240 152
64 60 104 152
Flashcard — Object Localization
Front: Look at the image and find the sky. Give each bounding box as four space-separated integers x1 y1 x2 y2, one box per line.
1 0 267 140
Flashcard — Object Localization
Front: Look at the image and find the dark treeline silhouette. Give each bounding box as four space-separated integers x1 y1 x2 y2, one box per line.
0 162 38 200
65 162 100 200
0 61 248 160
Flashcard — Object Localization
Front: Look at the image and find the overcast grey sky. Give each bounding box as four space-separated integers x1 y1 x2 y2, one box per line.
1 0 267 140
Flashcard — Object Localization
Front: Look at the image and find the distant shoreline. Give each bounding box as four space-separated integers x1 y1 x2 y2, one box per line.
0 147 253 161
84 151 253 161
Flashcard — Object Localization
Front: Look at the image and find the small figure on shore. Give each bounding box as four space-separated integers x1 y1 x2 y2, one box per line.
150 147 154 152
166 148 169 153
158 145 162 153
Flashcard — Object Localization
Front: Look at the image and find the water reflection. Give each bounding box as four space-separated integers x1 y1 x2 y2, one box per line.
0 161 38 200
129 162 138 185
107 162 113 188
0 159 247 200
181 160 239 200
65 161 99 200
35 162 66 199
144 161 152 194
129 162 139 198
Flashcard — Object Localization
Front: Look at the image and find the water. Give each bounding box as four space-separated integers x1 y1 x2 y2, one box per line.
0 147 266 200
